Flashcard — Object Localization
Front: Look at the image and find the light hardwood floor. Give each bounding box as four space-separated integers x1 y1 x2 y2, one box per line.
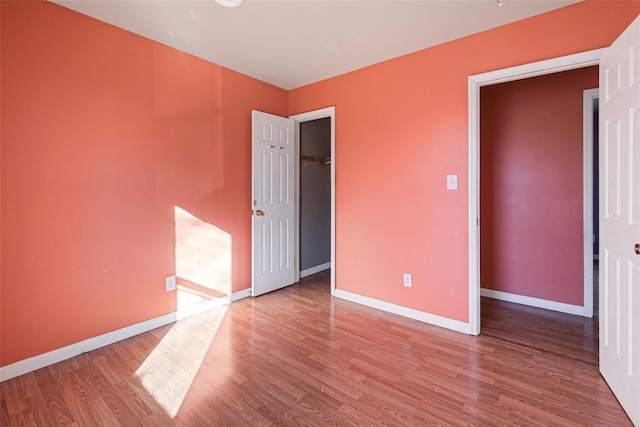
1 270 631 426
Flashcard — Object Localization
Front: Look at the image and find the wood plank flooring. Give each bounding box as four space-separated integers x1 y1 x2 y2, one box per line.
481 297 598 366
1 270 631 426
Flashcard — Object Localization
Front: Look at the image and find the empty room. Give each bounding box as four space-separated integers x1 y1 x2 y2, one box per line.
2 0 639 425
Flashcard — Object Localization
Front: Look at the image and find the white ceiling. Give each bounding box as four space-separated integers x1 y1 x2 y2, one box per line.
51 0 581 90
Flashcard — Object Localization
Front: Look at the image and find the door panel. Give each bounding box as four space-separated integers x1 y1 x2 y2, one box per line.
252 111 295 296
599 14 640 426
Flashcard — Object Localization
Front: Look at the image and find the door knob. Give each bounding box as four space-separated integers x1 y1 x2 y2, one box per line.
635 243 640 255
255 209 265 216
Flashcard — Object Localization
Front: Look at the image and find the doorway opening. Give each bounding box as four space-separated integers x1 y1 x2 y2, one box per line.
468 49 604 335
291 107 336 295
477 68 600 362
299 118 332 279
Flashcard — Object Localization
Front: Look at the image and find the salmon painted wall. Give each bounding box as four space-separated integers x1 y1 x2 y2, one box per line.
1 1 287 366
288 1 640 322
480 67 599 305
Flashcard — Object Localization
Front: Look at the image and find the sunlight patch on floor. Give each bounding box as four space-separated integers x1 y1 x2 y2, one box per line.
135 304 228 417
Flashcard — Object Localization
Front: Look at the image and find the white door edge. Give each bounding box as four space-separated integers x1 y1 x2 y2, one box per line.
583 87 599 319
468 49 604 335
290 106 336 296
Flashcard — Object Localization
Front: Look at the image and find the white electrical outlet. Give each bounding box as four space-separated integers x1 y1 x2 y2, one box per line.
447 174 458 190
403 273 412 288
165 275 176 292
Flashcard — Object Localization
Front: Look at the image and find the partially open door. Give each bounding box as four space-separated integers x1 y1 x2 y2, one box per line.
251 111 295 296
599 14 640 426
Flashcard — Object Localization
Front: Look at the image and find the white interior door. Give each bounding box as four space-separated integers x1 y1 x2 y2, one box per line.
599 14 640 426
251 110 295 296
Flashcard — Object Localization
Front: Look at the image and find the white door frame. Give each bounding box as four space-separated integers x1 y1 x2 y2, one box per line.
583 88 599 319
290 107 336 295
468 49 604 335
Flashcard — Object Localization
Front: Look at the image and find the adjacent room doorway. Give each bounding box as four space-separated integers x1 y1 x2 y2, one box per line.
468 48 603 335
478 68 599 319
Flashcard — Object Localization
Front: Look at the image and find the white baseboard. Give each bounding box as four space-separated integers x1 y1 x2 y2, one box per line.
175 288 251 319
300 262 331 278
480 288 585 316
0 288 251 382
333 289 470 334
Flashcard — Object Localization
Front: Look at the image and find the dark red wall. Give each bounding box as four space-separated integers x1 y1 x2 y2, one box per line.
480 66 599 305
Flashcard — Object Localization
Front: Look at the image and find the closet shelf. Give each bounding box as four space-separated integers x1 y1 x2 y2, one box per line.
301 155 331 165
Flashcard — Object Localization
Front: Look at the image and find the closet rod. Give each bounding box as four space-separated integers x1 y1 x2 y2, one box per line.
301 155 331 165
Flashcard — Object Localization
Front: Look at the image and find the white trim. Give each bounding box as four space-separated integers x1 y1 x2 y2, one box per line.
469 49 605 88
293 117 301 284
583 88 599 319
468 75 481 336
481 288 585 316
334 290 470 334
301 262 331 278
468 49 603 335
0 289 251 382
290 106 336 296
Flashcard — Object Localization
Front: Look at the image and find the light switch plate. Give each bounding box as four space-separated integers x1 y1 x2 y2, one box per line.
447 174 458 190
